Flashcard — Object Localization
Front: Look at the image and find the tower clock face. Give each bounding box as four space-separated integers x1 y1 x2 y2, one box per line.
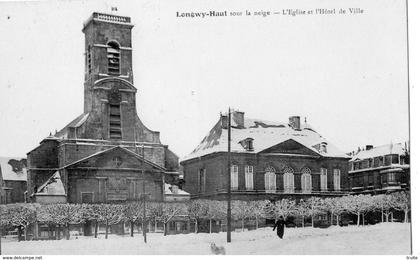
108 86 122 104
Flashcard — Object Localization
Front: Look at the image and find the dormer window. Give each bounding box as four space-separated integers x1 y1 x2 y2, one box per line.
320 142 327 153
240 138 254 151
107 41 120 75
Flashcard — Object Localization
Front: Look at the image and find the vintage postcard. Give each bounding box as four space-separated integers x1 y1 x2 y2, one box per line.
0 0 414 256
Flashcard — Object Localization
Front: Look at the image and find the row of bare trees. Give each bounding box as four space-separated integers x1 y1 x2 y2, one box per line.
0 191 410 241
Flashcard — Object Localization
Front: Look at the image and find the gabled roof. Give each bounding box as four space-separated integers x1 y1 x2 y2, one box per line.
350 142 408 162
35 171 65 196
0 157 27 181
54 113 89 139
182 115 349 161
64 145 166 171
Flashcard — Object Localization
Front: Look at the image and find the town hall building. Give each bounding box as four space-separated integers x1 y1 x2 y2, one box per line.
27 12 180 204
181 111 351 201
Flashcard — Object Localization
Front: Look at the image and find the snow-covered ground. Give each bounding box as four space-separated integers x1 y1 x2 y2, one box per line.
2 223 411 255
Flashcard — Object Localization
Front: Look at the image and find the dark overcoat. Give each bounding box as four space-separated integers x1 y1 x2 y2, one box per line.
273 219 286 238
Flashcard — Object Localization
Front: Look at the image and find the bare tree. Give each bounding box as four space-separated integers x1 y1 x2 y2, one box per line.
248 200 269 230
1 203 37 241
160 202 187 236
342 195 373 226
295 199 312 228
390 191 410 223
94 204 124 239
268 199 296 221
205 200 226 233
307 197 323 227
232 200 252 232
187 200 208 233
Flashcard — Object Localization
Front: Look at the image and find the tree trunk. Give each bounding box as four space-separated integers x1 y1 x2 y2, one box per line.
17 226 22 242
404 210 408 223
385 210 389 222
311 214 314 228
66 223 70 240
154 219 157 232
381 207 384 222
195 220 198 233
391 211 393 222
337 214 340 226
130 221 134 237
209 219 212 234
357 212 360 226
302 216 305 228
330 213 334 225
94 221 98 238
105 220 109 239
163 222 167 236
362 214 365 226
241 218 244 232
23 226 28 241
56 225 61 240
256 216 259 230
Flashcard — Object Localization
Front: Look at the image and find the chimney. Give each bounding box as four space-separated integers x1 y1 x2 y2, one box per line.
289 116 301 130
366 145 373 151
232 111 245 129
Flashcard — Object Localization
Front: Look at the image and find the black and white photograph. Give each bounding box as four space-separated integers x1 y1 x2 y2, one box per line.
0 0 417 256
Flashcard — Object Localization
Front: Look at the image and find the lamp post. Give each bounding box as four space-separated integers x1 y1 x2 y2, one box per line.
141 144 147 243
227 108 232 243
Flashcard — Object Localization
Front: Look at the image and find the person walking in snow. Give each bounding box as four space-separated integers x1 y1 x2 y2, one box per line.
273 216 287 239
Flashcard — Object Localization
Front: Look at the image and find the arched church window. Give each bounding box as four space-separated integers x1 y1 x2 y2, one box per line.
264 166 276 193
301 167 312 193
283 166 295 193
107 41 120 75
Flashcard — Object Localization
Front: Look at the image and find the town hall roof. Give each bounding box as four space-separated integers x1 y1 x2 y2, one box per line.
182 112 349 161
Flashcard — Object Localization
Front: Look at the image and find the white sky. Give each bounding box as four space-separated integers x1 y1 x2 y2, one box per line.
0 0 409 158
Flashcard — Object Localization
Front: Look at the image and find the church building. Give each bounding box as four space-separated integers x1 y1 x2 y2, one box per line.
27 12 179 204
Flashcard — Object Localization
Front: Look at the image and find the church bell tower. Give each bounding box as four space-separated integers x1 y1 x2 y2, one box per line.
81 13 143 141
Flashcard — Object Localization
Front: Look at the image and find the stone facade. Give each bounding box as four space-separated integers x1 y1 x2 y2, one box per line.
181 111 350 200
348 143 410 194
27 12 179 203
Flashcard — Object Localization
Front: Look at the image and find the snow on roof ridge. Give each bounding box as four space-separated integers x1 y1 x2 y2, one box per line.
182 115 348 161
350 142 407 161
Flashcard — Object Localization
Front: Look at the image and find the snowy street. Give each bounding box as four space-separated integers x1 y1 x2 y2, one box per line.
1 222 410 255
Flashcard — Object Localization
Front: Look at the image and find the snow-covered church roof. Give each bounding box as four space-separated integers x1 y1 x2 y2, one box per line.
182 111 349 161
0 157 27 181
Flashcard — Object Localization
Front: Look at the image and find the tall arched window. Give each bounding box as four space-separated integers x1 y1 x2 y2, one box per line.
107 41 120 75
333 169 341 191
320 168 328 191
245 165 254 190
283 166 294 193
230 165 238 190
264 166 276 193
301 167 312 193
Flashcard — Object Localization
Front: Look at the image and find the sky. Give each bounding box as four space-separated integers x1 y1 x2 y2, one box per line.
0 0 409 158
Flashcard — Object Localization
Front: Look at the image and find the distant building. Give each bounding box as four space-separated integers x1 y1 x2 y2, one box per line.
27 12 180 204
180 111 350 201
0 157 27 204
164 183 190 202
348 143 410 194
